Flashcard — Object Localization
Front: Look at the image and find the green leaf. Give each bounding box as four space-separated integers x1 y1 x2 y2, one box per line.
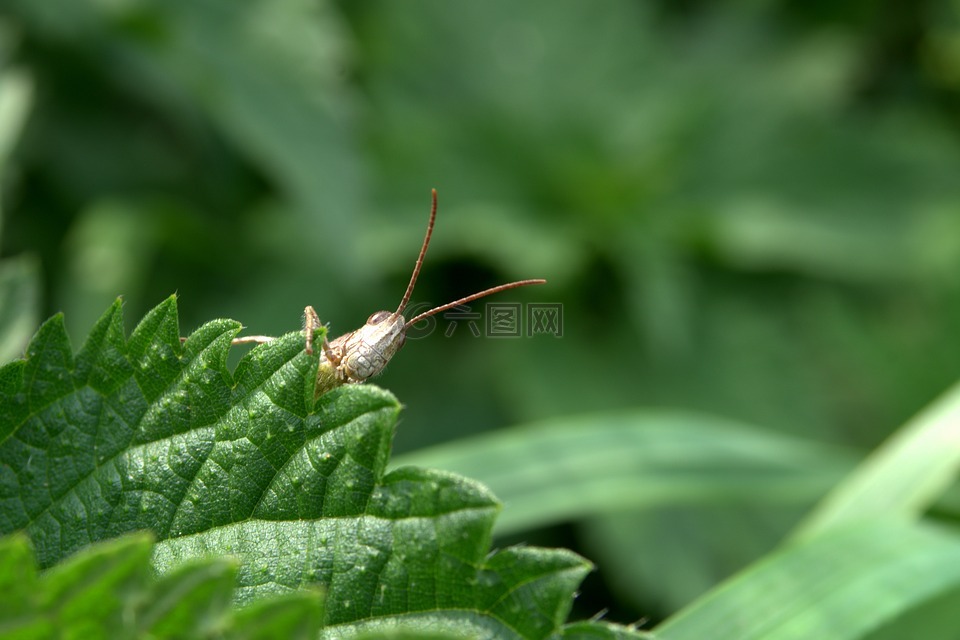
136 555 239 638
227 590 324 640
793 380 960 541
350 632 475 640
0 531 325 639
40 533 154 638
562 621 654 639
654 519 960 640
0 533 46 639
0 297 637 637
393 411 855 535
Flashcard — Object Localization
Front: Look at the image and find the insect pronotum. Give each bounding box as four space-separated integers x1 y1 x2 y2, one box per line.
232 189 546 395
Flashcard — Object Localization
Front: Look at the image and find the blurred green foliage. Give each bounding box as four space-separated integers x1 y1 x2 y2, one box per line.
3 0 960 627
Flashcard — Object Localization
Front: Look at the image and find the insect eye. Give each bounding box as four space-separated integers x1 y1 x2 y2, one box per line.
367 310 392 325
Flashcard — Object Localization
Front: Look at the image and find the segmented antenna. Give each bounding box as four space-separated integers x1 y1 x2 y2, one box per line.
395 188 438 316
394 189 546 327
404 279 547 328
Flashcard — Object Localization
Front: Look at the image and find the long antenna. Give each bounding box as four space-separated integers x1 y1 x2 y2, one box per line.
395 188 438 316
405 279 547 328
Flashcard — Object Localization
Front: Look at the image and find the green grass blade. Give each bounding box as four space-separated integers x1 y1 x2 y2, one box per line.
794 381 960 541
656 519 960 640
393 412 855 535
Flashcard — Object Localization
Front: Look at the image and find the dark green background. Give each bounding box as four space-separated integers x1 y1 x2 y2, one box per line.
2 0 960 625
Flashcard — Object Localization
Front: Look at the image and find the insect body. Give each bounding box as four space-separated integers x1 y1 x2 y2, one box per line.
233 189 545 395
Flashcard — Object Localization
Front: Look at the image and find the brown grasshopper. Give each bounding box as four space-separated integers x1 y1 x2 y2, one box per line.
233 189 546 394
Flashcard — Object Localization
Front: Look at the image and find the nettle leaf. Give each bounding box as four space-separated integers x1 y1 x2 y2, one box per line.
0 530 324 639
0 297 644 638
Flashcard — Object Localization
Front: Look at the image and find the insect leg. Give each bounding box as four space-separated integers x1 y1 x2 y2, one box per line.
304 306 338 363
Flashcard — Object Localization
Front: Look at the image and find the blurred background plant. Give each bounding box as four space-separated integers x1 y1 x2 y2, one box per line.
3 0 960 629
